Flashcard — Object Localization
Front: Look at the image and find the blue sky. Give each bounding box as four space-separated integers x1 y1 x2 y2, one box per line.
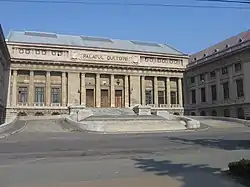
0 0 249 54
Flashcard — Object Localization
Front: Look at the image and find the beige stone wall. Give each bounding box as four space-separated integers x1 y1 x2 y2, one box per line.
185 48 250 119
7 42 187 116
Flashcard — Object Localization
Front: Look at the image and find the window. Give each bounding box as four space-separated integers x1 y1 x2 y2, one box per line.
221 67 228 75
158 91 165 105
18 87 28 103
145 90 153 105
200 87 206 102
210 71 216 79
200 111 206 116
211 110 217 116
35 87 45 103
190 76 195 84
199 74 205 82
51 88 61 103
236 79 244 97
224 109 230 117
191 90 196 104
237 108 245 119
170 91 177 104
235 63 242 72
211 85 217 101
223 82 229 100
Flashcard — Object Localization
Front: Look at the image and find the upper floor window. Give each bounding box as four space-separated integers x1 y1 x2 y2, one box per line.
199 74 205 82
211 85 217 101
200 87 206 102
210 71 216 79
236 78 244 97
191 90 196 104
234 63 242 72
221 67 228 75
190 76 195 84
223 82 229 100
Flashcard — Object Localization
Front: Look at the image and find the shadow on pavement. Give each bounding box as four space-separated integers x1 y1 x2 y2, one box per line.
168 137 250 150
133 158 239 187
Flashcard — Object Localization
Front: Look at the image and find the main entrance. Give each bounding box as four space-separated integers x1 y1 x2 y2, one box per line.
115 90 123 108
101 89 110 107
86 89 94 107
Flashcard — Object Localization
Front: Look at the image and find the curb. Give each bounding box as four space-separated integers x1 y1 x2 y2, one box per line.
0 121 27 139
85 126 211 135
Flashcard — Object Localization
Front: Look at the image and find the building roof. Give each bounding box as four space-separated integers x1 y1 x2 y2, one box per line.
6 30 185 56
190 29 250 63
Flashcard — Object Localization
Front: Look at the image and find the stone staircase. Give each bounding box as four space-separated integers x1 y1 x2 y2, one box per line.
87 108 136 116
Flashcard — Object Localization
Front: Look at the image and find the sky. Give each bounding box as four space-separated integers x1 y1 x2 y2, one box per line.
0 0 249 54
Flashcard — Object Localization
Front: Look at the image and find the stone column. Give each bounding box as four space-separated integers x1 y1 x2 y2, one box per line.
11 70 17 106
110 74 115 107
28 71 34 106
95 73 101 107
154 76 158 106
228 66 235 100
129 75 141 107
6 69 11 107
166 77 171 105
141 76 145 106
61 72 67 107
178 78 183 107
124 75 129 107
81 73 86 106
205 73 210 103
216 70 221 103
46 71 51 106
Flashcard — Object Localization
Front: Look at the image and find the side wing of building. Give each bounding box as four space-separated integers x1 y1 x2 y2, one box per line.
184 30 250 119
6 31 189 116
0 25 11 124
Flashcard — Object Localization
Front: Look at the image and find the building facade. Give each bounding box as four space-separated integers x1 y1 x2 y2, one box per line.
184 30 250 119
0 25 11 123
6 31 188 116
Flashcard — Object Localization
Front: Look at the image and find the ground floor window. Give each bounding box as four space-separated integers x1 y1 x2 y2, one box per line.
237 108 245 119
18 86 28 104
158 91 165 105
145 90 153 105
35 87 45 103
200 111 206 116
51 87 61 103
223 109 230 117
170 91 177 104
211 110 217 116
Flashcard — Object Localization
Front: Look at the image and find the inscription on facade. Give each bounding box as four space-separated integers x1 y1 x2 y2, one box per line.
144 57 183 65
71 50 138 63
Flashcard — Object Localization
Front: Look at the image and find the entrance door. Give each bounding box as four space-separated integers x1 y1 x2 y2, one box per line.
115 90 123 108
86 89 94 107
101 89 110 107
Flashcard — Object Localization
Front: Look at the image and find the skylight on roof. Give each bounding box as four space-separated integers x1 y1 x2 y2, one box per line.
80 36 113 43
24 31 57 38
131 41 162 47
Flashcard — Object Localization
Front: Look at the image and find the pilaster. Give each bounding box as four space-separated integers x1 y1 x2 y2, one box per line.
110 74 115 107
46 71 51 106
141 76 145 105
96 73 101 107
11 70 17 106
124 75 129 107
28 70 34 106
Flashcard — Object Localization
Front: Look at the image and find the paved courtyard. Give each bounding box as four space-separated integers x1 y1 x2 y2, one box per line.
0 118 249 187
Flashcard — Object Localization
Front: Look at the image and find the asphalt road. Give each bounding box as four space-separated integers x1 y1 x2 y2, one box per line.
0 119 249 187
0 119 249 159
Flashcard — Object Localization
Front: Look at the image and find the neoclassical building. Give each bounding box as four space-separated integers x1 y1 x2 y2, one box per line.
6 30 188 116
184 30 250 119
0 25 11 123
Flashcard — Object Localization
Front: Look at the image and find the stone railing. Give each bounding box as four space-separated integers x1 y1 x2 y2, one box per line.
146 104 183 108
187 116 250 127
